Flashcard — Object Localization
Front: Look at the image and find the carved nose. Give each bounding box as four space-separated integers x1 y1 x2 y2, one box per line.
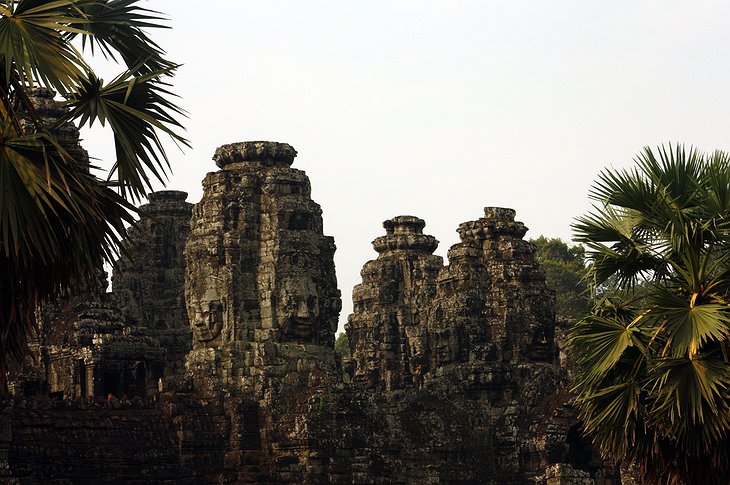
296 301 310 318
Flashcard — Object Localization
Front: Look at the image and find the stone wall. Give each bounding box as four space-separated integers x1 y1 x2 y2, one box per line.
2 398 195 484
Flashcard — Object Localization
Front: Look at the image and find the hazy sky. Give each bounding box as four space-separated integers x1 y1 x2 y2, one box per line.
82 1 730 329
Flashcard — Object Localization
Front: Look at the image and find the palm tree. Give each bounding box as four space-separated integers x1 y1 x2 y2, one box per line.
570 144 730 484
0 0 187 390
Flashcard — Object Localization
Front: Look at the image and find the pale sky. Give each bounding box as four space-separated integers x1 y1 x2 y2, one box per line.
82 1 730 330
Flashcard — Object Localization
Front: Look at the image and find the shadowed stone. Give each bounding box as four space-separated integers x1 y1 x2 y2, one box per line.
112 190 194 376
348 216 442 390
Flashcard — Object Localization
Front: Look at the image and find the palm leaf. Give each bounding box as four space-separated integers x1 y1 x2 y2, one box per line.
647 355 730 452
574 380 643 456
62 68 188 199
648 285 730 357
570 312 646 384
0 0 88 93
70 0 175 75
573 205 664 287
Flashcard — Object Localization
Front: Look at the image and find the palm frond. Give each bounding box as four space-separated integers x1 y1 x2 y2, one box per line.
647 355 730 452
570 311 646 384
62 68 188 199
573 205 663 288
70 0 175 75
0 0 88 93
648 285 730 357
574 380 643 456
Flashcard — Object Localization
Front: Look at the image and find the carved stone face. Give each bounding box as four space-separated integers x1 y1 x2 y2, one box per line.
278 277 320 343
433 329 457 364
188 288 224 347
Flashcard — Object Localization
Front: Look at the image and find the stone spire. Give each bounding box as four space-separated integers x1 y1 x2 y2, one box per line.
372 216 439 254
348 216 442 390
431 207 555 364
184 141 340 351
183 142 343 472
213 141 297 168
112 190 193 376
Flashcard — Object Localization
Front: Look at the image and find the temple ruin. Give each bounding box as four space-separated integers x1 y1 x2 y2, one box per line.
1 141 620 484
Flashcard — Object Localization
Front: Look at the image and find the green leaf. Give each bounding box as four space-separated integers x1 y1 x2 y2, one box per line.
571 312 645 382
0 0 88 93
648 285 730 357
62 67 188 199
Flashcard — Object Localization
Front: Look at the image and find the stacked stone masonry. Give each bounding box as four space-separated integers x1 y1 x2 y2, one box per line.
113 190 194 377
4 141 617 484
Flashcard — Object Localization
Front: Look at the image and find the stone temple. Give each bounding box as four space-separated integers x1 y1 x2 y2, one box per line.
2 141 623 484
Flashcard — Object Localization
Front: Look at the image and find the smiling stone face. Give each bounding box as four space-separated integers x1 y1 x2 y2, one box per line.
184 142 341 351
188 287 225 348
277 277 320 343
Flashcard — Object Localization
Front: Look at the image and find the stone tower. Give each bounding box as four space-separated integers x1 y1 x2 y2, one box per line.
181 142 343 477
431 207 556 365
184 141 340 354
112 190 193 376
348 207 556 390
347 216 442 390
